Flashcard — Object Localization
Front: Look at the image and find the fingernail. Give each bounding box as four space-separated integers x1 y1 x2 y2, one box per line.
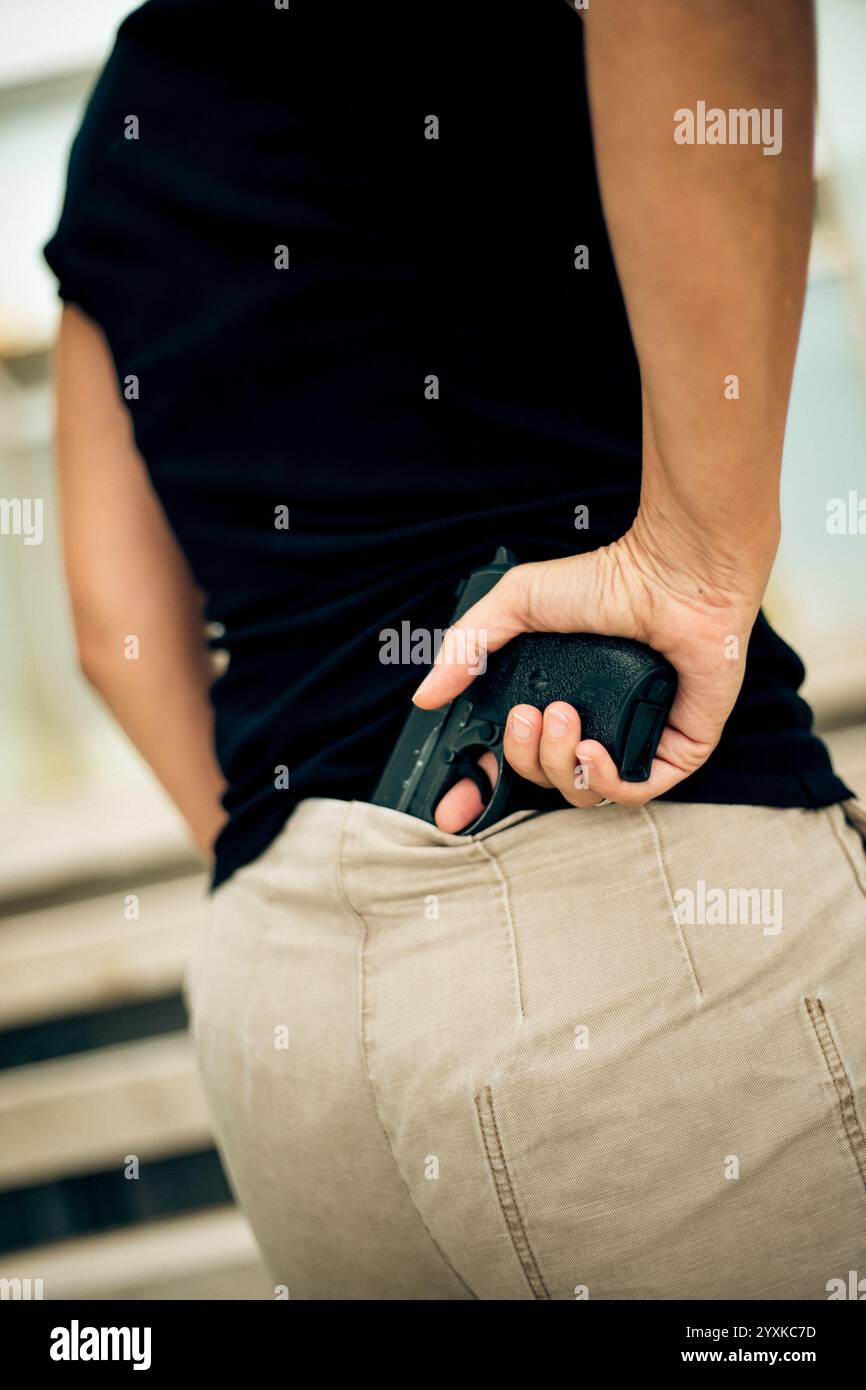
546 707 570 738
510 711 534 741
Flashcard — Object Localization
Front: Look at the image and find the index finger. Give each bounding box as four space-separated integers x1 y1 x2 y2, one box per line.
411 571 525 709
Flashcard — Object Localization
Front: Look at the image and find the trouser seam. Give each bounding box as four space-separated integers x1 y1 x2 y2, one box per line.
228 867 276 1117
640 804 703 1005
474 1084 551 1300
826 803 866 903
335 802 479 1300
474 837 526 1026
804 996 866 1193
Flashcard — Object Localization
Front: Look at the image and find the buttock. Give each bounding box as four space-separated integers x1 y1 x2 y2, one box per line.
184 795 866 1299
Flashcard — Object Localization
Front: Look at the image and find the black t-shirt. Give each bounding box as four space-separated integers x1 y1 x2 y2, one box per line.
44 0 852 889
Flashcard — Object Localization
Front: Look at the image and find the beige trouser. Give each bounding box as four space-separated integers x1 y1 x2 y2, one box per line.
183 795 866 1300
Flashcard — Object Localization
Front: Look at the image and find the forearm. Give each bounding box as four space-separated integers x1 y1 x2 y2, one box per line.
80 621 226 862
584 0 815 596
56 304 227 863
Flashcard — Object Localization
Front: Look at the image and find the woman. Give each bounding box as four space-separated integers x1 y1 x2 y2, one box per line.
45 0 866 1298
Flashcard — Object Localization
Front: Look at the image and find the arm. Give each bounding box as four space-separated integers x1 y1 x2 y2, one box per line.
583 0 814 598
416 0 816 822
55 304 227 860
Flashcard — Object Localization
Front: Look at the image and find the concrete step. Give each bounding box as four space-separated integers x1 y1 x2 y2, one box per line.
0 874 205 1030
0 1204 272 1301
0 1032 211 1191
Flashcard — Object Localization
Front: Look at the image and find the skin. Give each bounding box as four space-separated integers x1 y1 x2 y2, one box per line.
56 304 227 858
425 0 815 830
56 0 816 858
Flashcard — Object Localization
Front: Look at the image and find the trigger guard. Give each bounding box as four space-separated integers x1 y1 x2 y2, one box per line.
450 755 495 807
458 749 511 835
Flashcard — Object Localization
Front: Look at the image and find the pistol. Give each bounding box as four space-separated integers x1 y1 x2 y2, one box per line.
372 547 676 832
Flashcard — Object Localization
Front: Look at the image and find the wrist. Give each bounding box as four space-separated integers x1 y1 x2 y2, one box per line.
626 495 779 614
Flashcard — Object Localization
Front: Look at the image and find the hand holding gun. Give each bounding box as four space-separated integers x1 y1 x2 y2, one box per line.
373 547 677 832
374 513 761 832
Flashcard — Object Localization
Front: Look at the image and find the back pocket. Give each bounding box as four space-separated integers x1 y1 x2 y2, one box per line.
804 996 866 1194
474 1083 552 1300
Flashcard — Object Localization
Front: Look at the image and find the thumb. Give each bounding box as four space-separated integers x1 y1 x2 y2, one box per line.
411 562 539 709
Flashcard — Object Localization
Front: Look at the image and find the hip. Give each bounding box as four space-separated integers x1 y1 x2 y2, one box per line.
183 795 866 1297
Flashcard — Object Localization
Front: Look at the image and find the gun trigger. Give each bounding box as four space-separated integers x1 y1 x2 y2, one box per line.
451 757 494 807
459 751 511 835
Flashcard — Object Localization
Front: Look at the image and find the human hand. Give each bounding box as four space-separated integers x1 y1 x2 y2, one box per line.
414 516 773 831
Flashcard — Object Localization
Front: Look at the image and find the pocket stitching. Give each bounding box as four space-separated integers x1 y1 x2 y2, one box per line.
475 1084 551 1300
804 996 866 1193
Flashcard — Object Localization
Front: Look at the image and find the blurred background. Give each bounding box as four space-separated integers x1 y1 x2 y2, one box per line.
1 0 864 1300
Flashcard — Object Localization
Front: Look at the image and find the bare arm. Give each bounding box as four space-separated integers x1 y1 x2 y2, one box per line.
55 304 227 860
417 0 817 820
583 0 815 594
